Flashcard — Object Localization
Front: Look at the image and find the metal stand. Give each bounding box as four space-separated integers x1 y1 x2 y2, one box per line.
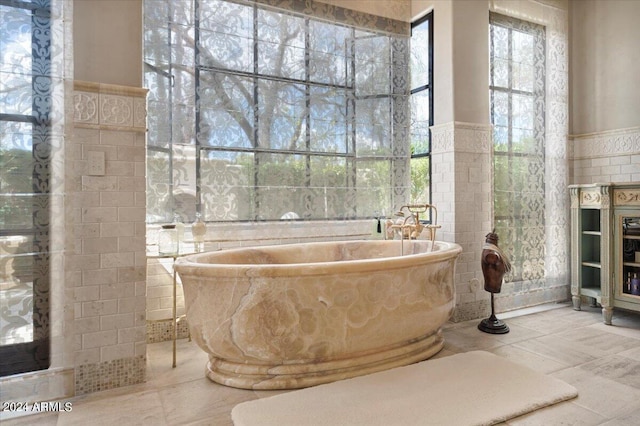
478 293 509 334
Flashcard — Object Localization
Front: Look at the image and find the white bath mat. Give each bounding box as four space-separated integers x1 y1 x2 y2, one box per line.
232 350 577 426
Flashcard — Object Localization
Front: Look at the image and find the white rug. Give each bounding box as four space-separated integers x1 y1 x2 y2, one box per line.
232 351 578 426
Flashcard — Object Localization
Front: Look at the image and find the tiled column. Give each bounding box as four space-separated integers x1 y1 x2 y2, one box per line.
70 81 147 394
431 122 494 322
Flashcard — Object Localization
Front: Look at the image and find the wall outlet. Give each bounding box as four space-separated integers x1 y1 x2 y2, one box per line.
87 151 106 176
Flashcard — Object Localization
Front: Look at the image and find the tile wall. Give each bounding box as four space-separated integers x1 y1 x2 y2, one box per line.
431 122 495 322
70 81 148 394
570 128 640 184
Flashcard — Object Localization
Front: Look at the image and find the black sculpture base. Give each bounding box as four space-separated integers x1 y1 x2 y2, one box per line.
478 314 510 334
478 292 509 334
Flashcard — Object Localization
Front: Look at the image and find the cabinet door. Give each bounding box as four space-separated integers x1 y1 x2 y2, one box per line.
614 212 640 308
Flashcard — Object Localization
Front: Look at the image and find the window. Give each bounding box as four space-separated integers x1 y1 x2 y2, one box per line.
410 12 433 207
0 0 52 376
144 0 412 223
489 13 545 282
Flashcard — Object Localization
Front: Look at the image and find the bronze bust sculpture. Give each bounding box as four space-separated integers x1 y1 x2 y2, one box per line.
478 230 511 334
481 231 511 293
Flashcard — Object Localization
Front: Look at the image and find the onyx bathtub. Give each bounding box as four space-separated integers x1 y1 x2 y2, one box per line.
174 239 462 390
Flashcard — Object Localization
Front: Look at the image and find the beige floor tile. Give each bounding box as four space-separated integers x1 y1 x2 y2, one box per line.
157 377 257 426
488 345 571 374
553 326 640 357
578 354 640 389
3 305 640 426
505 401 606 426
146 339 210 389
618 345 640 361
600 406 640 426
441 324 506 352
57 390 167 426
0 412 59 425
588 321 640 340
552 365 640 419
512 334 598 367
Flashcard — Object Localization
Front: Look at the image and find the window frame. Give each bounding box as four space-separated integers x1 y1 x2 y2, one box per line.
0 0 52 377
489 12 546 283
144 0 411 223
409 11 433 210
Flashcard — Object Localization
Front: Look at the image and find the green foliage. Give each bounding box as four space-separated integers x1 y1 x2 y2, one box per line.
410 156 430 203
0 148 33 229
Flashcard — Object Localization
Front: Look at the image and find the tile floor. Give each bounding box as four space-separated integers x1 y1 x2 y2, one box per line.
4 303 640 425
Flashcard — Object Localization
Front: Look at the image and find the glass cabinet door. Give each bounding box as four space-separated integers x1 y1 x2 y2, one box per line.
618 214 640 302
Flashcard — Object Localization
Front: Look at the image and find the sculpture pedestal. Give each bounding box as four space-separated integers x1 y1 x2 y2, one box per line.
478 293 509 334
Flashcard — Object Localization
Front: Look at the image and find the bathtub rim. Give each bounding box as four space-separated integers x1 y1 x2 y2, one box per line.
174 239 462 278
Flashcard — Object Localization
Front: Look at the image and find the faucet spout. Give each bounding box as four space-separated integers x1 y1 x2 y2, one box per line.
386 204 441 253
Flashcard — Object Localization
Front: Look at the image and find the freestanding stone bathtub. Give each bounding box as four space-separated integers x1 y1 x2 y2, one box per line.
174 239 462 390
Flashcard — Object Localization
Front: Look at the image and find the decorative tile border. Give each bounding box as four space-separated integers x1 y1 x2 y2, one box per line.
614 188 640 206
74 355 146 395
73 81 148 132
146 319 190 344
255 0 411 35
71 79 148 397
430 122 493 154
570 127 640 159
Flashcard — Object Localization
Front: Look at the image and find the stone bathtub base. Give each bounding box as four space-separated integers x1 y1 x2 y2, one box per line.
206 331 444 390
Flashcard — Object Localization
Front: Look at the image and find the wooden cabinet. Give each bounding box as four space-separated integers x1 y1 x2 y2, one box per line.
570 183 640 324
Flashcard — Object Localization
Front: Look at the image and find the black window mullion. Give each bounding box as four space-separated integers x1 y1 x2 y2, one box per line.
194 0 202 217
150 0 408 222
0 0 51 377
252 4 260 220
304 17 311 190
409 12 433 207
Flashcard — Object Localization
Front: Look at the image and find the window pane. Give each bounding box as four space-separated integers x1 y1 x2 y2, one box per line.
309 156 349 219
309 21 350 86
0 122 34 230
199 0 253 72
201 151 253 221
410 90 430 155
172 144 197 221
145 71 172 149
1 0 52 374
512 30 535 92
490 14 545 283
0 235 35 345
255 153 306 220
512 93 536 153
355 33 390 96
410 19 429 90
145 0 410 222
198 73 254 148
258 10 305 80
410 156 430 205
310 87 348 153
492 91 509 127
258 80 306 150
491 25 509 88
171 24 196 68
146 149 171 222
0 5 33 115
356 97 391 156
356 159 391 217
143 1 171 65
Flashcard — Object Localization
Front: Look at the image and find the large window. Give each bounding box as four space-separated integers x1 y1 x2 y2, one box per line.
490 13 545 282
0 0 52 376
410 12 433 206
144 0 412 223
